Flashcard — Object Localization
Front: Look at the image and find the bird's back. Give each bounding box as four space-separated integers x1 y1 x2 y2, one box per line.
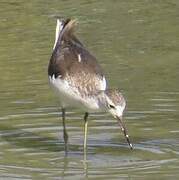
48 19 107 109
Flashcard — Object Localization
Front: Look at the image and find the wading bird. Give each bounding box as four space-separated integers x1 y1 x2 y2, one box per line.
48 19 133 152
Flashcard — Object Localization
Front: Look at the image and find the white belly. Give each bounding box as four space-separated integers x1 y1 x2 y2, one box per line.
49 75 100 111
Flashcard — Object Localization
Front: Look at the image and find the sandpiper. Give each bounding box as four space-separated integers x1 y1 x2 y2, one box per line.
48 18 133 151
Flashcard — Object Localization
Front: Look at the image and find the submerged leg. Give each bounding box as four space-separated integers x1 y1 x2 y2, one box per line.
83 112 89 151
62 108 68 148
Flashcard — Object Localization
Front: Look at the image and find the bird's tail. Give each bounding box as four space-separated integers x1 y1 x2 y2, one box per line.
53 18 77 50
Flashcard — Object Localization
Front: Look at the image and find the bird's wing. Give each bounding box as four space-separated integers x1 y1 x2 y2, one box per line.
48 19 107 96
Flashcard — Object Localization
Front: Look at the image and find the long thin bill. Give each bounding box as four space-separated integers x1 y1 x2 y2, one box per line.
117 116 133 150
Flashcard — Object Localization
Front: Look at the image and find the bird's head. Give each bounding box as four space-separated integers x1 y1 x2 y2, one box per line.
105 89 126 119
103 89 133 149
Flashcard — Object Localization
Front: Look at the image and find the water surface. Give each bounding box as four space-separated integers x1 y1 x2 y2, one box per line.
0 0 179 179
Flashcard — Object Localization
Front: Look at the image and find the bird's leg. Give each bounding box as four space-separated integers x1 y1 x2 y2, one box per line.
62 108 68 151
83 112 89 152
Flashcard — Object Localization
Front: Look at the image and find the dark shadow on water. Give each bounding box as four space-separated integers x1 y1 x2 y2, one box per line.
60 154 89 179
0 122 164 179
0 121 153 155
0 122 92 178
0 123 81 153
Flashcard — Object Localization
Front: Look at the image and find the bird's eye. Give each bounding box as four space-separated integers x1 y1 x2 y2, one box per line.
109 104 115 109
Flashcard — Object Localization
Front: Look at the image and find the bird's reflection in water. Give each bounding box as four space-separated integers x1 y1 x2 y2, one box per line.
61 155 68 179
62 147 89 178
83 148 89 178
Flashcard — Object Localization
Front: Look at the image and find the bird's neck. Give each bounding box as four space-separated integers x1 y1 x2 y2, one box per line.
96 91 108 110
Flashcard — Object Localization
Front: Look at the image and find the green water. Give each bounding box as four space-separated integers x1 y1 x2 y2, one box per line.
0 0 179 179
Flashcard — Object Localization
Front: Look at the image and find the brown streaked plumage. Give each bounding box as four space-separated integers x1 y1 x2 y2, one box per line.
48 19 133 152
48 19 105 97
105 89 126 107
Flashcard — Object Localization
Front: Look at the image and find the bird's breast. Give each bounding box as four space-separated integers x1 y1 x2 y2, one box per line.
49 75 101 111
